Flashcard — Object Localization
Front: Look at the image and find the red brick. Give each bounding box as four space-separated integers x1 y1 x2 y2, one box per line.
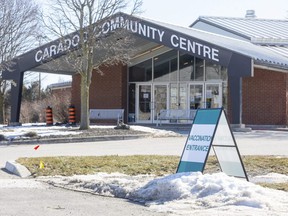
242 68 288 125
71 64 127 123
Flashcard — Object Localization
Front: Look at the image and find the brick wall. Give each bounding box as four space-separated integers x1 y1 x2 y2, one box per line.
71 65 288 125
242 68 288 125
51 87 71 99
286 74 288 125
71 64 127 123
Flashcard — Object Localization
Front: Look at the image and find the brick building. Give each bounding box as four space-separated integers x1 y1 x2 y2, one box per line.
48 81 72 99
3 12 288 126
70 13 288 126
190 14 288 126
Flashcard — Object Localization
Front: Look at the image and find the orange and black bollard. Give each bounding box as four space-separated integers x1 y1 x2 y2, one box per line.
68 105 76 125
46 106 53 126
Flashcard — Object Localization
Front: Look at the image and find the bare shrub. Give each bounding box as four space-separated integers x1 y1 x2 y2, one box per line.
20 88 71 124
0 134 6 141
20 100 39 123
24 131 38 137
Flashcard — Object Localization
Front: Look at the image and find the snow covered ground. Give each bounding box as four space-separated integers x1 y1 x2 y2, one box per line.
1 123 288 215
0 123 181 140
0 123 82 140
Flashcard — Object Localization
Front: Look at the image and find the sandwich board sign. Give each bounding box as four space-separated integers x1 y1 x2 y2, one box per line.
176 108 248 181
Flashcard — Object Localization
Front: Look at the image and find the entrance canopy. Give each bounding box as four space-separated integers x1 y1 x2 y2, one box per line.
2 12 288 124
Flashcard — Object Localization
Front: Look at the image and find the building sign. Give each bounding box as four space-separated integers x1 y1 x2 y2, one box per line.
33 13 232 66
177 108 248 180
35 33 81 63
98 14 229 64
97 16 220 62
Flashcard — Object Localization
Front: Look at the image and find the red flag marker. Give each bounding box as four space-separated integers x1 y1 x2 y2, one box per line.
34 145 40 150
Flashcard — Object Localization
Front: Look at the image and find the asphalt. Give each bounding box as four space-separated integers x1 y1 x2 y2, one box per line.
1 124 288 178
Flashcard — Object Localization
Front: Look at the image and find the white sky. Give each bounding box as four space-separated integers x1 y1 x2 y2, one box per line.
141 0 288 26
38 0 288 88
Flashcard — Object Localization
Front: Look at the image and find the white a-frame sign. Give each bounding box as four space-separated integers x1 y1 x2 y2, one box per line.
177 108 248 181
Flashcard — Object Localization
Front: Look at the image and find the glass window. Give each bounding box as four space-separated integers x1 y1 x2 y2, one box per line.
205 60 227 81
129 59 152 82
180 54 204 81
154 50 177 82
179 53 194 81
195 58 204 81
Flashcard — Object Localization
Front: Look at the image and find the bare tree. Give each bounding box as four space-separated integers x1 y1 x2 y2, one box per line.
44 0 142 130
0 0 40 123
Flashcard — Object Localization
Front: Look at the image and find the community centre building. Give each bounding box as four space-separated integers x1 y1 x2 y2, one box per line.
3 11 288 126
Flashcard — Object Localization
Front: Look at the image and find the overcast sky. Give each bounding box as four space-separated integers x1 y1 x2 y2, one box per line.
39 0 288 88
141 0 287 26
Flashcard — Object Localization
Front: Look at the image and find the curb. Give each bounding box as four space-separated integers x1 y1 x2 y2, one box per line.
0 134 150 146
5 161 31 178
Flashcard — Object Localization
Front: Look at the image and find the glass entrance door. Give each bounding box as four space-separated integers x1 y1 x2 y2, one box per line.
153 85 168 121
136 84 168 123
135 83 222 123
205 83 222 108
189 84 204 109
137 85 152 122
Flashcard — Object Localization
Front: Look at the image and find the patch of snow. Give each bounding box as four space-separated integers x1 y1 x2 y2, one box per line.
129 125 182 137
42 172 288 215
251 173 288 184
0 124 82 140
90 125 181 137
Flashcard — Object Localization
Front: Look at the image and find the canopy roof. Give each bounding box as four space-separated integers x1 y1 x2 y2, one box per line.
3 12 288 81
3 12 288 124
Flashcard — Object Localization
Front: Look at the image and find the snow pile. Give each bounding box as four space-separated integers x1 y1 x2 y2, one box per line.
44 172 288 215
46 173 154 198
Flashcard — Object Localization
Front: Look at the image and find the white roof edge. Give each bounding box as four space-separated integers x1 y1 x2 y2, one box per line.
254 63 288 73
198 16 288 22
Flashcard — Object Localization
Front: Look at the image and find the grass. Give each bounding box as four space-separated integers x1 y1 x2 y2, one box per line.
17 155 288 191
17 155 180 177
